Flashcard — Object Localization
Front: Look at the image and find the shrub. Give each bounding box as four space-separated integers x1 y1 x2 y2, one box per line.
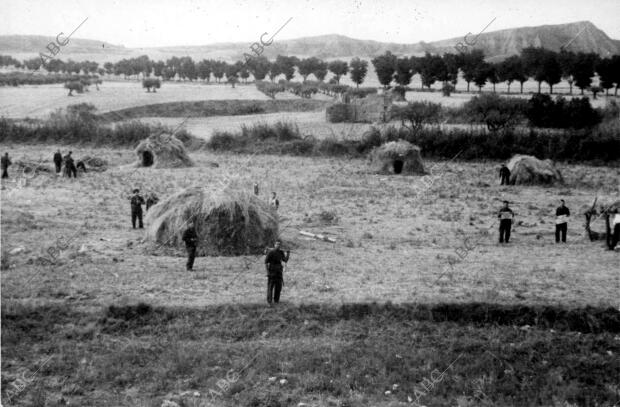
526 94 601 129
346 87 378 99
442 83 455 96
464 93 526 132
392 101 442 135
255 80 283 99
64 81 84 96
326 103 350 123
142 78 161 92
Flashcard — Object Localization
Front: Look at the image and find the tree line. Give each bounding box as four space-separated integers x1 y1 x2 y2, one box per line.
1 48 619 95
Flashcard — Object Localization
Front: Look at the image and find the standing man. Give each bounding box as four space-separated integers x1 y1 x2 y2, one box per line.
53 150 63 174
130 189 145 229
182 221 198 271
264 240 290 304
270 192 279 211
498 200 514 244
64 151 77 178
1 152 11 179
499 164 511 185
555 199 570 243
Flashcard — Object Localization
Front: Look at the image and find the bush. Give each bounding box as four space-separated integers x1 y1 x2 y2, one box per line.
64 81 84 96
255 80 284 99
142 78 161 92
346 87 377 99
464 93 526 132
392 101 442 135
442 83 455 96
326 103 350 123
526 94 601 129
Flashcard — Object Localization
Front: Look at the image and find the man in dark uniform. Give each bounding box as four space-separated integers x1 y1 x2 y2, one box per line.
53 150 63 174
130 189 145 229
264 240 290 304
64 151 77 178
1 152 11 179
555 199 570 243
146 193 159 211
498 200 514 243
499 164 511 185
182 221 198 271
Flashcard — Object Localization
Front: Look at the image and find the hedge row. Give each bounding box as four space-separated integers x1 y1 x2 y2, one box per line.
0 72 100 87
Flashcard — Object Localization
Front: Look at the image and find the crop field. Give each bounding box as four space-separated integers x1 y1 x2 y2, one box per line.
2 142 619 406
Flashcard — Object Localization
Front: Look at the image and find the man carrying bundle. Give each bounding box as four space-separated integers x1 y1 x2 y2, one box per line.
264 240 290 304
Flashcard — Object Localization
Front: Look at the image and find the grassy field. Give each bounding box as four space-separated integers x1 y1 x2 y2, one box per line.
1 143 619 405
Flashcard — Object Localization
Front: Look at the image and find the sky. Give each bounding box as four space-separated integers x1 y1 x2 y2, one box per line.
1 0 619 48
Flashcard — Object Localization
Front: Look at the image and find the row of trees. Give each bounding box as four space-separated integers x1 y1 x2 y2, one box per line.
371 48 620 96
2 48 620 95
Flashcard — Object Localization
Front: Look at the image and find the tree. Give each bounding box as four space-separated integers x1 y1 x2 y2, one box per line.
328 60 348 83
521 47 546 93
541 50 561 94
558 50 576 94
23 58 42 71
268 61 282 82
103 62 114 75
486 63 500 92
313 59 328 82
392 101 441 135
212 60 226 83
595 57 614 96
394 57 414 87
275 55 296 81
236 61 250 83
611 55 620 96
153 61 166 78
225 63 240 87
246 56 270 81
498 55 526 94
349 58 368 88
442 53 461 85
473 62 491 91
465 93 526 132
179 56 196 81
372 51 397 88
46 59 65 73
418 53 446 90
65 81 84 96
142 78 161 92
572 52 598 95
460 50 485 92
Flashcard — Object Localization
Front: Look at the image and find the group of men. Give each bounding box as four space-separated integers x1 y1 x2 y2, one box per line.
497 199 571 244
0 151 86 180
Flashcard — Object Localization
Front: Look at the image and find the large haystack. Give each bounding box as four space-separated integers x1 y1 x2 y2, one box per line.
133 133 194 168
507 155 563 185
369 140 427 175
145 187 278 256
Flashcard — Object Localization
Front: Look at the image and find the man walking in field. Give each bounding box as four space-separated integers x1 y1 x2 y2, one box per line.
1 152 11 179
130 189 145 229
499 164 511 185
555 199 570 243
182 221 198 271
265 240 290 304
498 200 514 243
53 150 63 174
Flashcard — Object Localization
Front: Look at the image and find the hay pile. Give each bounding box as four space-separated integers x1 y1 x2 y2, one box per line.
80 155 108 172
133 133 194 169
369 140 427 175
145 186 278 256
13 159 54 175
507 155 563 185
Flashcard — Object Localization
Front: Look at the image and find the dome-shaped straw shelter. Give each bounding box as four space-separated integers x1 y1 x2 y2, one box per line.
507 155 563 185
145 187 278 256
369 140 427 175
133 133 194 168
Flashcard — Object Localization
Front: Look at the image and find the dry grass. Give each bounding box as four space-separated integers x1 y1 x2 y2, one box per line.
1 145 618 309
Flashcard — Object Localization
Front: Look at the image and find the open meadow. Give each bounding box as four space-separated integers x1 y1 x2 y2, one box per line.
2 141 619 406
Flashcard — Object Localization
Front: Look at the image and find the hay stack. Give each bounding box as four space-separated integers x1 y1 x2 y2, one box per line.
80 155 108 172
369 140 427 175
133 133 194 168
507 155 563 185
145 186 278 256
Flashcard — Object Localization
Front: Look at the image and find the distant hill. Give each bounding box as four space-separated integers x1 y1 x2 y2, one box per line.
1 21 618 63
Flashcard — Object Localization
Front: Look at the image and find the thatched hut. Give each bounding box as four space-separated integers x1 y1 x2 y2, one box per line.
133 133 194 168
507 155 563 185
145 187 278 256
369 140 427 175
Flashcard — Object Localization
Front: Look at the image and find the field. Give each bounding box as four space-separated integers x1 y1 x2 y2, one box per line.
1 82 620 407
